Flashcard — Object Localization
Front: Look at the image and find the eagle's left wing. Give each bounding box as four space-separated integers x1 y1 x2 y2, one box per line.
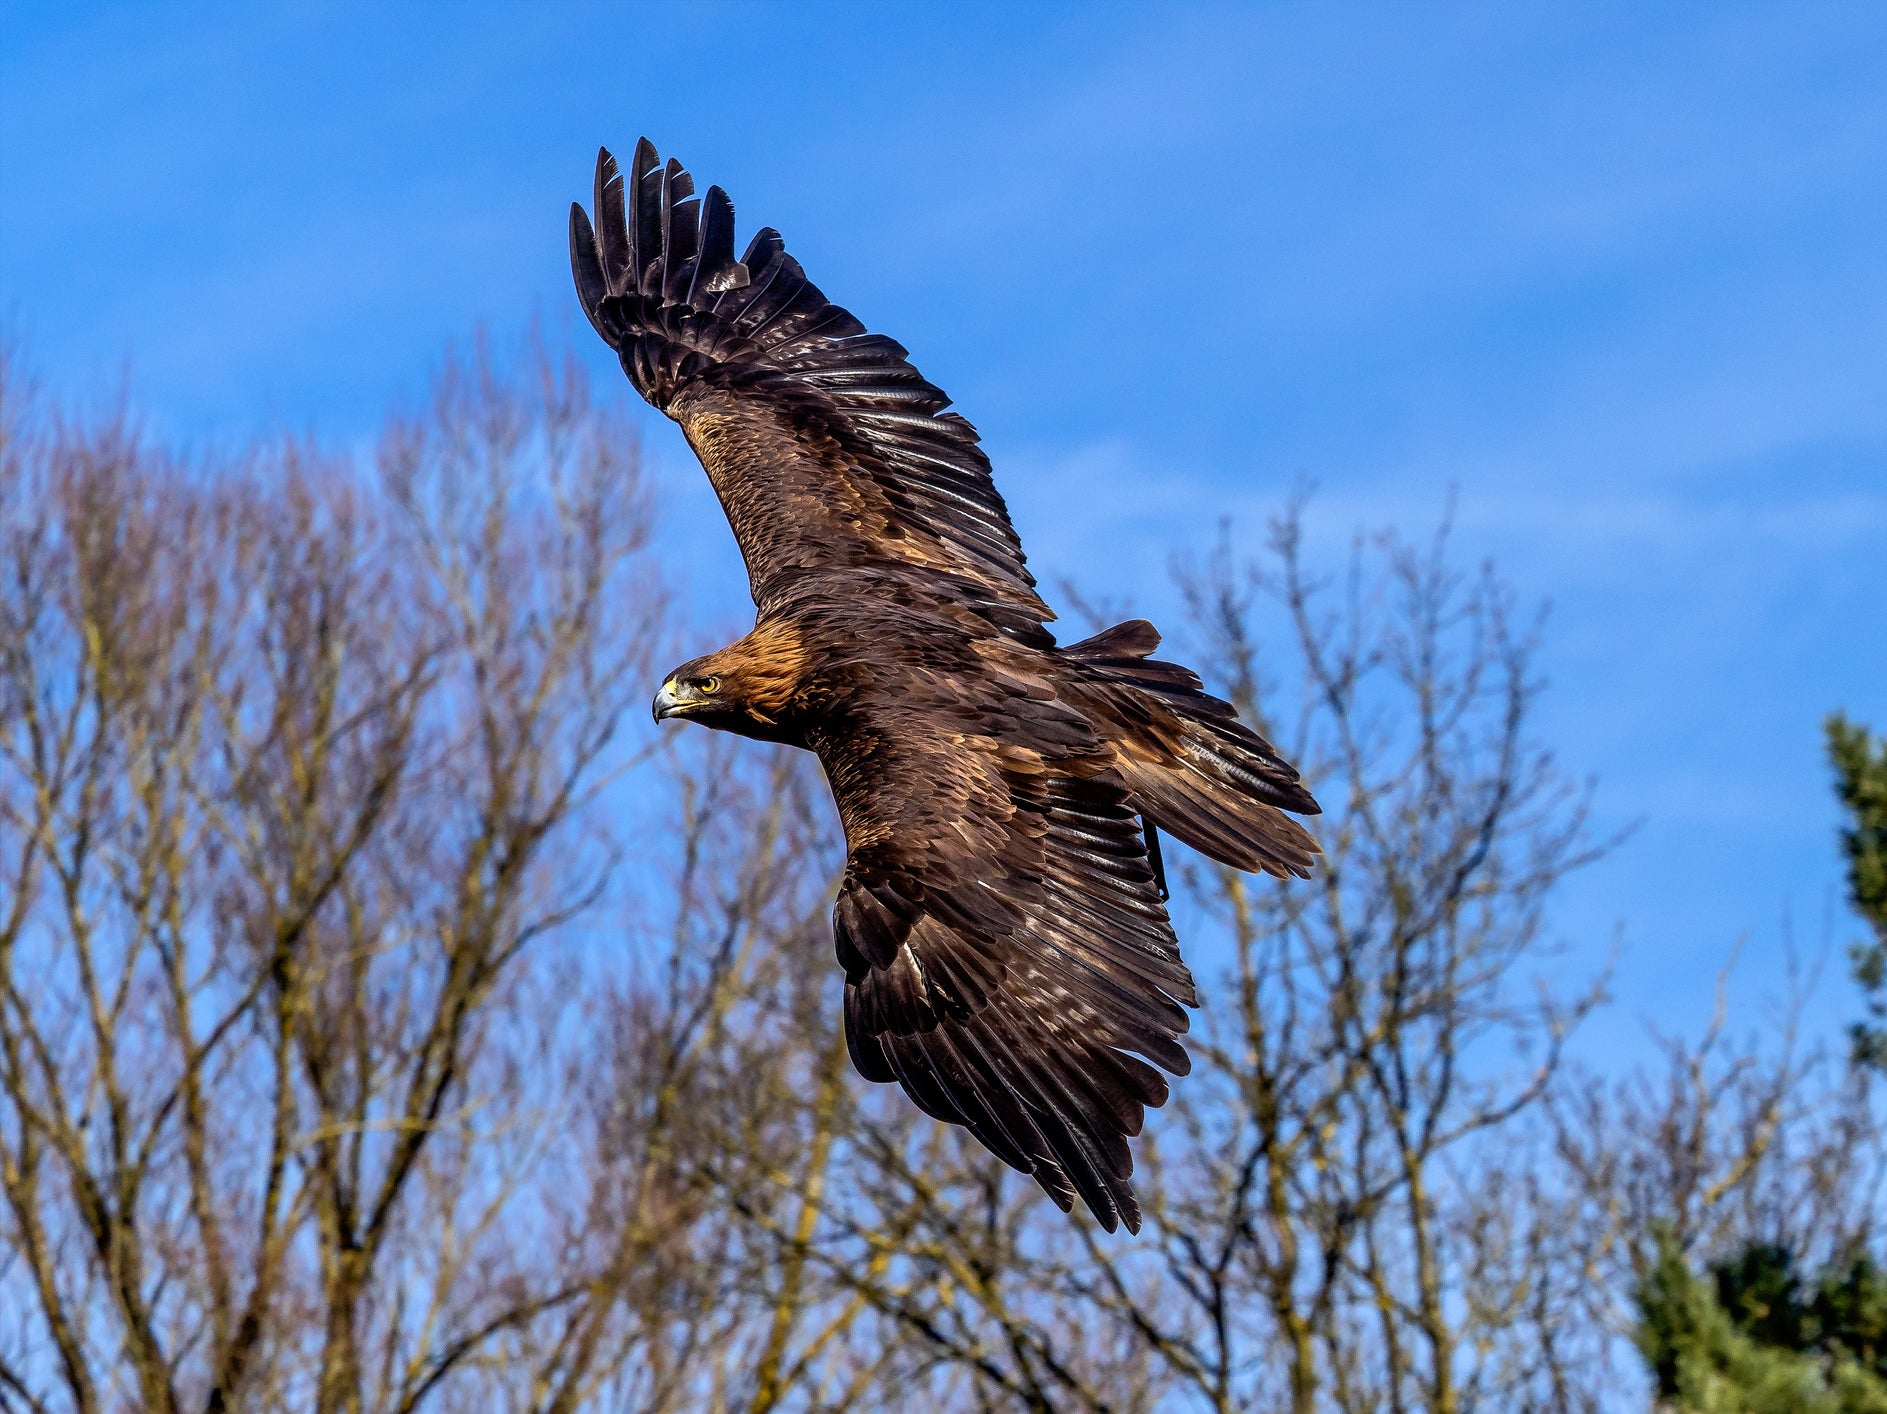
818 706 1195 1234
571 141 1053 643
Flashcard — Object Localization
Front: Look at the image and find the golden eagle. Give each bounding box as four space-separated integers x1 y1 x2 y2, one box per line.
571 141 1319 1232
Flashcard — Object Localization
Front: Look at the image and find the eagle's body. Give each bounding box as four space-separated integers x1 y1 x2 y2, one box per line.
573 142 1319 1232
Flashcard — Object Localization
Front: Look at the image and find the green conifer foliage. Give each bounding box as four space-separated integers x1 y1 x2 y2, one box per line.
1634 1233 1887 1413
1828 714 1887 1070
1632 717 1887 1409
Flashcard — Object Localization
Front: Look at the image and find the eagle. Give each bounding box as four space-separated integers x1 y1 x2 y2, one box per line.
570 141 1319 1232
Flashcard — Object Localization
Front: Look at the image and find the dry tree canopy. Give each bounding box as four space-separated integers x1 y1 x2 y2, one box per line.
0 336 1878 1414
0 337 674 1414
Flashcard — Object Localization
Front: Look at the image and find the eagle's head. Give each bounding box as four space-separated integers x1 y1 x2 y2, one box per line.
652 625 810 743
651 662 731 723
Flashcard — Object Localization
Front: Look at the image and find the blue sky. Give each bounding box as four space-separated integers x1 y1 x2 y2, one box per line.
4 0 1884 1054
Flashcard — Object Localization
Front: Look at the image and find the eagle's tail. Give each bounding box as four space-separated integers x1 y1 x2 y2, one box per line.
1065 620 1321 880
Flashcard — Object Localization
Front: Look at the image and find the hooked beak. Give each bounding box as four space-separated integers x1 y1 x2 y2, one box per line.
652 679 684 723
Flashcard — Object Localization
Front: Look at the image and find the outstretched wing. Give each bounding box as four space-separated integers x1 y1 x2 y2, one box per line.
571 140 1052 642
818 706 1196 1233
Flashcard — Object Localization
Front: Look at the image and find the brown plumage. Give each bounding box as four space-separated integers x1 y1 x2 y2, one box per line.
573 140 1320 1232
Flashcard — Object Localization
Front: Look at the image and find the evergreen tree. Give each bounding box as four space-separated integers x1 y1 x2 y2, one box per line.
1819 1256 1887 1376
1634 1233 1887 1413
1829 714 1887 1070
1628 716 1887 1410
1712 1243 1811 1354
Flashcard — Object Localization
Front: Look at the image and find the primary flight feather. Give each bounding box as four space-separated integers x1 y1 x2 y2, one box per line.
571 140 1320 1233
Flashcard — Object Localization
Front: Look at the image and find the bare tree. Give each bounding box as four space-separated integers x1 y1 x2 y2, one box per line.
1074 511 1611 1414
713 506 1614 1414
0 336 676 1413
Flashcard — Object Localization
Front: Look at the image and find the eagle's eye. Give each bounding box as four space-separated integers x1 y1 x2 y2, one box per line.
698 676 720 696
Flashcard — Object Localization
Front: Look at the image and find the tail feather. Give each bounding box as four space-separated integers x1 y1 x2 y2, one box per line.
1067 620 1321 880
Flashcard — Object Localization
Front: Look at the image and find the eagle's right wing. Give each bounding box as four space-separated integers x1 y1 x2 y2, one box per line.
571 141 1053 643
816 700 1196 1234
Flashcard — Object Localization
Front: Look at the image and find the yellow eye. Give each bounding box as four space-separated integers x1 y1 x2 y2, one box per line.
698 676 720 695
